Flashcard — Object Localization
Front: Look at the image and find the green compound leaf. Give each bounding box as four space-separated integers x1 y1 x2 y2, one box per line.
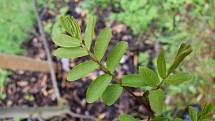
84 14 96 49
164 72 192 85
53 47 88 59
189 106 198 121
102 84 123 106
106 41 128 73
139 67 160 87
60 16 81 39
149 89 164 114
122 74 146 88
119 114 138 121
86 74 112 103
53 34 81 47
67 61 99 81
157 49 166 79
94 27 112 61
168 44 192 74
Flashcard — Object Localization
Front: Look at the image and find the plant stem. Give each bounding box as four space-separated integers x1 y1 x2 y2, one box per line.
153 73 170 90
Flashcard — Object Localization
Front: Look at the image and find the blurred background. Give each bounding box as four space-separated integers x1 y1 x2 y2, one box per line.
0 0 214 120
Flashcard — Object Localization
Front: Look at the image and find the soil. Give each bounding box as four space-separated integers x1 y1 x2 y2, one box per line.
0 1 156 121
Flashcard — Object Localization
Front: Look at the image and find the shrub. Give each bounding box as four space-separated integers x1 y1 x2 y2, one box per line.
80 0 215 102
52 15 213 120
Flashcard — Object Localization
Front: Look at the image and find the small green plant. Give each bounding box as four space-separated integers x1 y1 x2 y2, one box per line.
52 15 213 120
80 0 113 11
0 69 9 99
111 0 158 34
0 0 36 54
81 0 205 34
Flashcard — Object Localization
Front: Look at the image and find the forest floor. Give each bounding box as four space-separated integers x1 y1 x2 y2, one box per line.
0 1 157 121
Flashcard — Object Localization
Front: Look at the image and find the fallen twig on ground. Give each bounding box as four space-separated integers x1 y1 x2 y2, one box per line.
0 106 97 120
32 0 60 100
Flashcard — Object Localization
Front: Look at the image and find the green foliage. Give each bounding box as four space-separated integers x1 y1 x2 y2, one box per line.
139 52 149 66
60 16 81 39
188 104 214 121
84 14 96 49
0 69 9 99
199 104 214 120
80 0 215 76
81 0 206 34
189 106 198 121
106 41 128 73
52 15 213 120
94 27 112 61
119 114 138 121
164 73 193 85
0 0 45 98
0 0 38 54
149 89 164 114
80 0 215 85
53 17 88 59
151 117 168 121
80 0 113 11
159 0 215 100
122 74 145 88
157 49 166 79
102 84 123 106
117 0 207 34
67 61 99 81
53 47 88 58
86 74 112 103
175 118 183 121
53 34 81 47
168 44 192 74
111 0 158 34
44 5 69 36
139 67 160 87
78 0 215 119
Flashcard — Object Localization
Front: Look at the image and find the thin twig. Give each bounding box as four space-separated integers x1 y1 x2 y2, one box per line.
0 106 97 121
32 0 60 100
0 106 69 119
67 112 97 120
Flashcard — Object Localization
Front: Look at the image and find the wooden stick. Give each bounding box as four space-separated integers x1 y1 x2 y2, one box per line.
32 0 60 100
0 106 97 120
0 54 51 72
